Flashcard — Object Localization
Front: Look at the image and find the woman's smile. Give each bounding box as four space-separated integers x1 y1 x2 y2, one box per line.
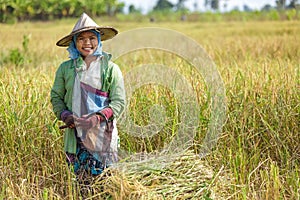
76 31 98 57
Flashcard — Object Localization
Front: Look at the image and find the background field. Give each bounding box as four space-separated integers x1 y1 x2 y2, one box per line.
0 18 299 199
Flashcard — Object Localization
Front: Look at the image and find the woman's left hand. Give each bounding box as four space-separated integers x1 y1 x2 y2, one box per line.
76 114 101 130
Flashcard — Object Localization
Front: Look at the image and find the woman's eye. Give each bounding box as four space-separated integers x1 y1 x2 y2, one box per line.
76 36 97 42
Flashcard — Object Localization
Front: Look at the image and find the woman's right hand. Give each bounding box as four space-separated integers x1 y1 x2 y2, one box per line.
61 110 76 128
64 115 76 128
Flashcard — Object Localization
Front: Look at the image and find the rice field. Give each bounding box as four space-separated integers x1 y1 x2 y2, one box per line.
0 18 299 199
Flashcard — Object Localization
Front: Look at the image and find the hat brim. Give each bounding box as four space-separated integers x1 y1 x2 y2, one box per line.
56 26 118 47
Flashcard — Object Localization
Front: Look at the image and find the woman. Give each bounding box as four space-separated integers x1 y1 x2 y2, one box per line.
50 13 125 178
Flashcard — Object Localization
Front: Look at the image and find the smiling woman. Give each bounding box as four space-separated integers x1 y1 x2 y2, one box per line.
50 13 126 190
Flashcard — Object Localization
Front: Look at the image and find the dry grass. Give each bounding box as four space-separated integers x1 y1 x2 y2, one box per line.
0 19 299 199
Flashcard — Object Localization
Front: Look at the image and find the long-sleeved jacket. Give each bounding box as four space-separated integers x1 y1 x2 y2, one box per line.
50 52 125 153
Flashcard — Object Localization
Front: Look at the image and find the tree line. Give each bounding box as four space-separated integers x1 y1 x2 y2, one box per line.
0 0 124 22
1 0 299 23
150 0 300 12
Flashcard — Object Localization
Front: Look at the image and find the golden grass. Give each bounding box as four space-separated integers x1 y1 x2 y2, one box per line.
0 19 299 199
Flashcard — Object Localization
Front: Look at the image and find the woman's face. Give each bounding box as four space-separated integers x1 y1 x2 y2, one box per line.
76 31 98 58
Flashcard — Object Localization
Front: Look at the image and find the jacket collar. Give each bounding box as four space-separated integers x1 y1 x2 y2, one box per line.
70 51 112 70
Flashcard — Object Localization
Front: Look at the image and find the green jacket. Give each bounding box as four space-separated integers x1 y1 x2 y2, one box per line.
50 52 125 153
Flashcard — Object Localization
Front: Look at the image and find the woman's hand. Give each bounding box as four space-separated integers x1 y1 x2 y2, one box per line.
76 114 102 130
61 110 77 128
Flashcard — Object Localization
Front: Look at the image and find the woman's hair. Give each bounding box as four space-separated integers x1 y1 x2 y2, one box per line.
67 30 102 59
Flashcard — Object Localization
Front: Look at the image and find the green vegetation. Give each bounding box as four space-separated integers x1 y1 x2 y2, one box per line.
1 0 299 23
0 0 124 23
0 16 299 199
118 9 299 22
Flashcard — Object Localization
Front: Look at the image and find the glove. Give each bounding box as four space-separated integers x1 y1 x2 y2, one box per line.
61 110 76 128
99 107 113 120
76 114 101 130
96 108 113 132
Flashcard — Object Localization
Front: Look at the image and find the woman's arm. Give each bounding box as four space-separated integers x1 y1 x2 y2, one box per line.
107 62 126 119
50 64 67 119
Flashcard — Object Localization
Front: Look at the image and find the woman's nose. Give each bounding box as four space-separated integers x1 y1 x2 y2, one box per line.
83 38 91 44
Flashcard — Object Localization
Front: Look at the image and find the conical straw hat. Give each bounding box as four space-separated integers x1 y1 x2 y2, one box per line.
56 13 118 47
